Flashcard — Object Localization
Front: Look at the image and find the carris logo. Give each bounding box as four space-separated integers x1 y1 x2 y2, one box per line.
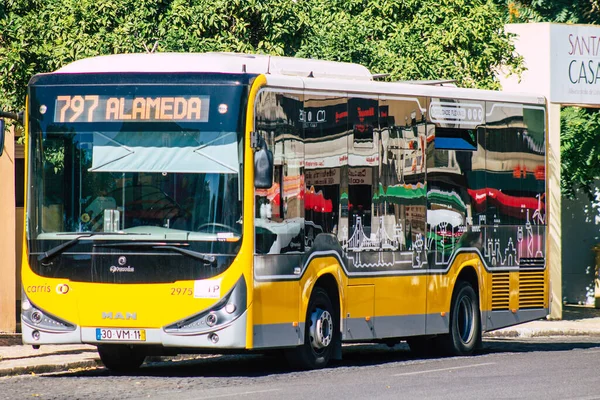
56 284 70 295
102 312 137 320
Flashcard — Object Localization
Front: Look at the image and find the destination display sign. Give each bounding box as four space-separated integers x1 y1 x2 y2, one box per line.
53 95 210 123
429 101 483 126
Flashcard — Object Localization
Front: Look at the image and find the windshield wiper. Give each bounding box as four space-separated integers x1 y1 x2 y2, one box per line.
93 242 216 265
38 232 146 263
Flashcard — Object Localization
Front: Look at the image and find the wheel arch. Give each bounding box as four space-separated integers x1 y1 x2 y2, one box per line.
452 262 484 347
455 264 480 296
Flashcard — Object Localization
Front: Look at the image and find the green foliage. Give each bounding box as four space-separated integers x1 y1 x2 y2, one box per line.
500 0 600 24
561 107 600 201
296 0 522 89
0 0 523 113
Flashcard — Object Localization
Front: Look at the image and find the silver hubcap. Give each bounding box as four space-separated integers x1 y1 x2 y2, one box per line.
309 308 333 349
457 295 474 343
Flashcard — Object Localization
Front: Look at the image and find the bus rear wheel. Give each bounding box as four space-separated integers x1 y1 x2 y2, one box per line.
439 281 481 356
285 287 336 370
98 344 146 372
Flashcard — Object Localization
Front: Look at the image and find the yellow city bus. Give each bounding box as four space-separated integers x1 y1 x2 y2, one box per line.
16 52 548 371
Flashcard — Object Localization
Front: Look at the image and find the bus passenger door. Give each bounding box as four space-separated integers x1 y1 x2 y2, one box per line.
345 96 428 339
252 90 306 349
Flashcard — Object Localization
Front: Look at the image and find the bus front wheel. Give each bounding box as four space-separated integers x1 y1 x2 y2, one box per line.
98 344 146 372
439 281 481 356
285 287 336 370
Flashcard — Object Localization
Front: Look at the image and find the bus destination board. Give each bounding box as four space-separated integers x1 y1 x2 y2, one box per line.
53 95 210 123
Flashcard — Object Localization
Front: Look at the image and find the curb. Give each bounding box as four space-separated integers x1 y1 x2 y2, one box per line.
484 329 600 338
0 359 101 377
0 335 22 347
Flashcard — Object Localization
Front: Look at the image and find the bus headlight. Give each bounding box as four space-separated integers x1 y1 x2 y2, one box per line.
164 276 247 335
21 293 76 332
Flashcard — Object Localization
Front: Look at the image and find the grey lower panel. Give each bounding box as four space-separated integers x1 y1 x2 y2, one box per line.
254 309 548 346
425 313 450 335
253 322 305 349
344 314 438 341
484 308 548 332
374 315 427 338
344 318 375 340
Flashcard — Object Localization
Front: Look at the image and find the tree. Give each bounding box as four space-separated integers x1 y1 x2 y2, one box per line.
296 0 522 90
561 107 600 200
501 0 600 24
1 0 522 114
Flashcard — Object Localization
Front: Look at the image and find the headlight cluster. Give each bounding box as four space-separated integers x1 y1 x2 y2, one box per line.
21 294 76 333
164 276 246 335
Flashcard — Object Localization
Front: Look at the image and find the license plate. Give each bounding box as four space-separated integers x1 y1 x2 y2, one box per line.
95 328 146 342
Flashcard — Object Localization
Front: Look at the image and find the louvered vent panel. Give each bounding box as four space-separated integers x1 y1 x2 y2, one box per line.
519 271 545 309
491 273 510 311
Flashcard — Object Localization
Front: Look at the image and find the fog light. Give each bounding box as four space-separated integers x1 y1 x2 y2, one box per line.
31 311 43 325
208 333 219 344
32 330 40 341
206 312 217 327
22 299 31 311
225 303 236 314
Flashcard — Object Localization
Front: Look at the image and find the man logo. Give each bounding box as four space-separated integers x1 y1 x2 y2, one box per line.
56 284 70 295
118 256 127 266
102 312 137 320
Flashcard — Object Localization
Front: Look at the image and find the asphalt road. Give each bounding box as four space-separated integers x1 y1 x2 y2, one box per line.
3 337 600 400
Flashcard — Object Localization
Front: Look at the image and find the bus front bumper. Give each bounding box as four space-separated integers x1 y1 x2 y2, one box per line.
22 310 248 349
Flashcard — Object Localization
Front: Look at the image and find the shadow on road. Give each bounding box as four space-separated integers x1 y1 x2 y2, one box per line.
562 305 600 321
46 337 600 379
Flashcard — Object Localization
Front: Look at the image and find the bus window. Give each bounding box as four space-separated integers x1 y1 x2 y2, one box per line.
304 94 347 250
254 90 305 254
378 98 427 256
484 103 546 266
427 98 485 266
347 96 378 250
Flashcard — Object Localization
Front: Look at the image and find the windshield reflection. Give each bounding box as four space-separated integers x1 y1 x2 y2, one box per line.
30 130 242 241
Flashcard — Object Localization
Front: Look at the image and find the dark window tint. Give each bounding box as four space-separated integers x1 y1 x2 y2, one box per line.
15 158 25 207
435 127 477 151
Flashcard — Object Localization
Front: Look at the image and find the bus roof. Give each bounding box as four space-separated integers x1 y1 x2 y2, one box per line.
265 74 546 106
53 52 545 106
55 52 373 81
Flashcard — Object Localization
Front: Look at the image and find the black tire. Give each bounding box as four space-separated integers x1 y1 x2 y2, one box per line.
285 287 336 370
97 344 146 372
438 281 481 356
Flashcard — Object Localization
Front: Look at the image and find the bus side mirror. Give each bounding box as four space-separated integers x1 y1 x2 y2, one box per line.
253 134 273 189
0 119 5 157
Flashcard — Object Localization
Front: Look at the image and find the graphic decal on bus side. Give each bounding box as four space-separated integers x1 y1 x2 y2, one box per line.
253 91 547 280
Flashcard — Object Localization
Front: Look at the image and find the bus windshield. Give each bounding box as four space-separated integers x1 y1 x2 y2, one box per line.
27 81 245 243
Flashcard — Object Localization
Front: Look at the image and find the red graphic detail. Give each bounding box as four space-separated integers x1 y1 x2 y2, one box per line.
468 188 545 220
357 107 375 122
335 111 348 123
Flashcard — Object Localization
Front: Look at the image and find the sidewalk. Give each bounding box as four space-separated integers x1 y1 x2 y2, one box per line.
485 304 600 338
2 305 600 377
0 342 100 377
